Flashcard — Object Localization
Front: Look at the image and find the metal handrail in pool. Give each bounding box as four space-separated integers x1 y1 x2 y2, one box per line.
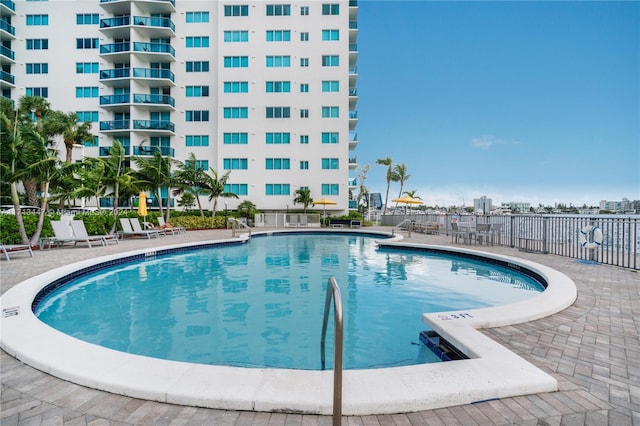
229 217 251 238
320 277 343 426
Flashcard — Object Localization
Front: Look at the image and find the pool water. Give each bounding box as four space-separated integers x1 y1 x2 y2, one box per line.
35 233 544 370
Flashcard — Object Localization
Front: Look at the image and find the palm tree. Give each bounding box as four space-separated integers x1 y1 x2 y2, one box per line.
133 148 174 219
394 163 410 205
402 189 422 200
293 187 313 212
200 167 238 218
42 110 94 163
375 156 399 215
356 164 370 214
172 153 208 216
17 96 51 206
237 200 257 222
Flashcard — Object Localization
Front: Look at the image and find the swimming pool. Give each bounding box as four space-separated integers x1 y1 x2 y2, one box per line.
1 230 577 415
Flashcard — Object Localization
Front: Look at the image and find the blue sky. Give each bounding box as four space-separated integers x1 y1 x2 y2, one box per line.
356 1 639 208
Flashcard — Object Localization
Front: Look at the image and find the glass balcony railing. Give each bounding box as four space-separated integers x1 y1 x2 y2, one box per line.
100 42 131 55
349 21 358 29
0 19 15 36
349 132 358 141
133 145 175 157
100 94 130 106
349 111 358 119
1 0 16 12
100 68 130 80
100 0 175 5
133 42 175 57
0 70 14 85
349 0 358 6
349 89 357 96
100 16 130 28
100 16 175 32
349 43 358 52
98 146 131 157
0 45 14 60
132 67 175 81
100 120 130 131
349 66 358 74
132 93 175 107
349 157 357 164
133 119 175 132
348 179 357 187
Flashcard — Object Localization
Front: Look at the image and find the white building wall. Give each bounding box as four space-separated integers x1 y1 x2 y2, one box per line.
9 0 357 213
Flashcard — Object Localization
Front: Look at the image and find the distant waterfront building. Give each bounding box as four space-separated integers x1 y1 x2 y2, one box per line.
473 195 492 214
505 201 531 213
1 0 359 213
599 199 636 213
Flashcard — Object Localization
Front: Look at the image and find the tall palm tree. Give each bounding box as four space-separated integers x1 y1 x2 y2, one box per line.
133 148 174 219
18 96 51 206
172 153 208 217
42 110 94 163
402 189 421 200
200 167 238 218
394 163 410 204
293 187 313 212
356 164 370 214
375 156 399 215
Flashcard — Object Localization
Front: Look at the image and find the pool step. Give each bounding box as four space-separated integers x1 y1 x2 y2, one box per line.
419 330 469 362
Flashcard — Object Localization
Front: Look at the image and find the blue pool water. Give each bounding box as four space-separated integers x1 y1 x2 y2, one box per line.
35 233 544 370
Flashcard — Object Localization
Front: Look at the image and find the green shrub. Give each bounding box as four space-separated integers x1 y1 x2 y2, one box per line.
74 211 117 235
0 213 56 244
170 216 226 229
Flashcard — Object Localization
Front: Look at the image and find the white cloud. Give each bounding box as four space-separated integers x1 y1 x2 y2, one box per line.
471 135 521 149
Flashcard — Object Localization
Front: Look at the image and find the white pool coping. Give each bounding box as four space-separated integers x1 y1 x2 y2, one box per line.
0 231 577 415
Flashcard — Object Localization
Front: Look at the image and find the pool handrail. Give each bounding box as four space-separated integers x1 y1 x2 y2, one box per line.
320 276 343 426
228 217 251 238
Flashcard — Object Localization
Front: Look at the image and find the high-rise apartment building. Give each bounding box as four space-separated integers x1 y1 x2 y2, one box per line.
0 0 358 212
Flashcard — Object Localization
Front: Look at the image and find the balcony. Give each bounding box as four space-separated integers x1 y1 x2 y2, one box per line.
100 15 175 38
132 145 175 157
348 178 357 188
100 119 130 132
132 67 175 84
0 69 14 87
98 145 131 157
100 67 175 87
0 18 15 37
349 132 358 150
0 45 14 63
1 0 16 14
349 66 358 88
349 111 358 131
349 157 357 170
100 0 175 15
349 88 358 110
100 42 132 63
133 42 175 61
132 93 175 110
100 94 130 107
133 119 175 133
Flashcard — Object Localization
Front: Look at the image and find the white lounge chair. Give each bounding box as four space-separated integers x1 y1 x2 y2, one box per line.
51 220 105 248
119 218 159 239
1 244 34 261
158 217 186 234
128 218 164 238
70 220 118 246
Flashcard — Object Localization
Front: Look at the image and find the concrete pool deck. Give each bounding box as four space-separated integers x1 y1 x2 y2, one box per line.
1 227 638 424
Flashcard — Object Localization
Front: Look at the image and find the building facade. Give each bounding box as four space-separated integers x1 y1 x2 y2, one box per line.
0 0 358 213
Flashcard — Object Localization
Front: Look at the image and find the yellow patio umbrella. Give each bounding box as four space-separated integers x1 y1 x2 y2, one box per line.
313 197 337 225
391 195 423 205
137 192 148 226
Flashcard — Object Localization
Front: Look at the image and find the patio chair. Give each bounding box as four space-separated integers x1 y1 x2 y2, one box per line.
1 244 34 261
51 220 105 248
119 218 161 239
451 222 470 244
476 223 492 245
158 217 186 234
130 218 165 238
490 223 502 245
70 220 118 246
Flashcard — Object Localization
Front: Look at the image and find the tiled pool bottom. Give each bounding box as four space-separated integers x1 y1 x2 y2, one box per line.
0 231 577 415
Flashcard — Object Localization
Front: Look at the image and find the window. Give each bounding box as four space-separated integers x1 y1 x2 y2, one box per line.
186 37 209 48
266 81 290 93
186 86 210 97
300 161 309 170
266 133 290 144
266 4 291 16
26 14 48 25
322 4 340 15
76 62 98 74
225 5 248 16
300 84 309 93
75 87 99 98
265 158 290 170
300 109 309 118
322 29 339 41
186 61 210 72
186 110 210 121
266 55 290 67
26 63 48 74
322 80 339 92
186 135 210 146
322 132 339 144
76 38 98 49
321 184 339 196
187 159 209 170
322 106 339 118
322 158 339 169
186 12 210 23
301 6 309 15
224 81 248 93
224 56 248 67
76 14 98 25
266 30 290 42
266 107 290 118
300 32 309 41
76 111 99 122
322 55 339 66
224 31 248 42
85 136 99 147
225 183 248 196
300 135 309 144
224 158 248 170
223 107 248 119
224 133 248 144
26 39 48 50
26 87 48 97
266 184 290 196
300 57 309 67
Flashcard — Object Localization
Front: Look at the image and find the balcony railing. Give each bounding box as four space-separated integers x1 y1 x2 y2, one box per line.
100 0 175 6
0 45 14 60
133 119 175 132
100 67 175 82
101 16 175 32
98 146 131 157
100 94 130 106
132 93 175 107
349 44 357 52
100 42 131 54
100 68 130 80
100 15 130 28
1 0 16 12
100 120 130 131
349 21 358 29
0 70 14 85
349 132 357 141
0 19 15 36
349 111 358 119
132 145 175 157
133 42 175 56
348 157 357 164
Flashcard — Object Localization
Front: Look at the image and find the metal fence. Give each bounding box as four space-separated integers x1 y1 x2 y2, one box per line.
384 213 640 270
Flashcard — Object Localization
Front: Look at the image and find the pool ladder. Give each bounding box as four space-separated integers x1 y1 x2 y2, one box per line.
320 277 343 426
